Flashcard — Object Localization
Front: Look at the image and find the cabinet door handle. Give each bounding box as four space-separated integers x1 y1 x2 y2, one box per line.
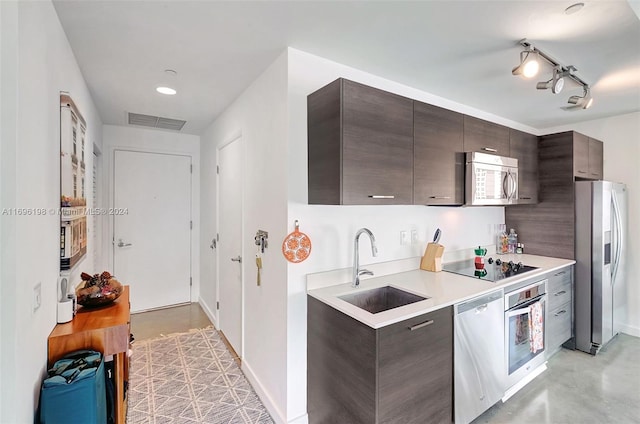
481 147 497 152
577 170 587 174
519 197 532 200
409 320 434 331
554 309 567 317
555 271 566 276
368 195 395 199
475 304 488 313
429 196 451 199
554 290 567 296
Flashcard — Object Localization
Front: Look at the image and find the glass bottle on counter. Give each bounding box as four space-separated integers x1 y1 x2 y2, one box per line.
497 224 508 254
508 228 518 254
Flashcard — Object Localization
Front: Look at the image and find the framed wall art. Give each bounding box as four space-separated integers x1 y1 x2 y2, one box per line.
60 92 87 271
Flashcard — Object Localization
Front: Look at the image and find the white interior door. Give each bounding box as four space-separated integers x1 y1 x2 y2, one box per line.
113 150 191 312
217 137 243 356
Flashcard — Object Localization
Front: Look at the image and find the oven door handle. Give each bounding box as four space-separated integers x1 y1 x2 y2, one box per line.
506 294 546 313
505 279 548 298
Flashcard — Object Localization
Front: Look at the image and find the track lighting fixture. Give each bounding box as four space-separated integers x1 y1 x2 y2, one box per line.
512 39 593 110
568 86 593 109
512 48 540 78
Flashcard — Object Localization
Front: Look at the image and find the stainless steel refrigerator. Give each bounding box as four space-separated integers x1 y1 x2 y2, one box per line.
575 181 627 354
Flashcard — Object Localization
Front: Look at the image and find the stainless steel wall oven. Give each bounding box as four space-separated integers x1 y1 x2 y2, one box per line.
503 279 547 398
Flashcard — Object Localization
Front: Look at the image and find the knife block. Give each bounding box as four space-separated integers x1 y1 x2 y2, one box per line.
420 242 444 272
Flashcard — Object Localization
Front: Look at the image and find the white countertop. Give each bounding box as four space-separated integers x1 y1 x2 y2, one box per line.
307 254 575 329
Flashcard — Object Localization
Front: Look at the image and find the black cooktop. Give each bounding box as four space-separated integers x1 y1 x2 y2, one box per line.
442 257 538 282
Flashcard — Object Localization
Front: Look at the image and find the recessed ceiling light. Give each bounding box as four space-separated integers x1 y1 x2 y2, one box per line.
565 3 584 15
156 86 177 95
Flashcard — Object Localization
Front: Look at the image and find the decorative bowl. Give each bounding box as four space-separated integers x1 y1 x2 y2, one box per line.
76 272 123 308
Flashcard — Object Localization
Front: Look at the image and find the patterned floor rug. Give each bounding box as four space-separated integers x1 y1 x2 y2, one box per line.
127 327 274 424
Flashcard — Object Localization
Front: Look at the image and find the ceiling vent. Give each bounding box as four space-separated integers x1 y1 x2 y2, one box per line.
128 112 186 131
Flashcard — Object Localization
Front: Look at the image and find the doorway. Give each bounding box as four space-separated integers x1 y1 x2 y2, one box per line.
217 136 243 357
113 149 192 312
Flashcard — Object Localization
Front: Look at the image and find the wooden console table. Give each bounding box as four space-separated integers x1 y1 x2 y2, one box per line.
48 286 130 424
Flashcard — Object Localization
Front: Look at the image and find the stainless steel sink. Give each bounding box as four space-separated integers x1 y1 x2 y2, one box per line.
339 286 428 314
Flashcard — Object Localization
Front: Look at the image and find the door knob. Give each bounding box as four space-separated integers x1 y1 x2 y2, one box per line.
231 256 242 263
117 239 132 248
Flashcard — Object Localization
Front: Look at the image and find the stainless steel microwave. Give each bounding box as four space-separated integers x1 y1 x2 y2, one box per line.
465 152 518 205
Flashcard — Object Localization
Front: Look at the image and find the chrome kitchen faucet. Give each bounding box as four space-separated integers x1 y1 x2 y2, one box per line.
352 228 378 288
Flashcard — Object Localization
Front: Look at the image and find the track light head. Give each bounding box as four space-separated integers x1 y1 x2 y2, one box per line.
536 67 565 94
512 49 540 78
552 72 565 94
584 97 594 109
537 80 552 90
567 86 593 109
568 95 581 105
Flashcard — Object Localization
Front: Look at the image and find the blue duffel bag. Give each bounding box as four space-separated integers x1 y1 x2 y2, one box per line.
39 349 107 424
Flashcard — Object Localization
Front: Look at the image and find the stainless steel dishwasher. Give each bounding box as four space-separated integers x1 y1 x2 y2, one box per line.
454 290 504 424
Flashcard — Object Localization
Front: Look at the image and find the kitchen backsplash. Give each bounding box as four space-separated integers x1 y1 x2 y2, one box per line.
288 203 505 275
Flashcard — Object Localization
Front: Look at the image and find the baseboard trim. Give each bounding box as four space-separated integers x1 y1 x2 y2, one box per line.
198 297 217 328
242 359 287 424
620 324 640 338
288 413 309 424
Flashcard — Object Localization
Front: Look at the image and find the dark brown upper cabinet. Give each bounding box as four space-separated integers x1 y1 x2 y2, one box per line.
463 115 510 156
413 102 464 205
509 129 539 204
573 132 603 180
588 137 604 180
307 78 414 205
505 131 605 259
573 132 590 178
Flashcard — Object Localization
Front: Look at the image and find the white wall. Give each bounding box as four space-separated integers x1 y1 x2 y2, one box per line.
0 1 103 421
542 112 640 337
200 51 290 422
285 48 511 422
102 124 201 303
0 2 19 419
199 123 218 325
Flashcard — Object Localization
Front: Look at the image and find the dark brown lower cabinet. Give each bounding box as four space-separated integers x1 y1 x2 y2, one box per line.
308 296 453 424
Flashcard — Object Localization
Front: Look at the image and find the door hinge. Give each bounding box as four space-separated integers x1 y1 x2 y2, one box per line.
190 164 193 173
216 301 220 310
190 277 192 286
216 165 219 174
216 233 219 241
190 221 193 230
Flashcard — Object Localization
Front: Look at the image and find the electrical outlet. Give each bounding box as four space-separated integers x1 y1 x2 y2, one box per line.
33 282 42 312
400 231 408 245
411 230 419 244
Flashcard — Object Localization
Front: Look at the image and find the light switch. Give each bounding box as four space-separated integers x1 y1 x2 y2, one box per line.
33 282 41 312
400 231 408 245
411 230 419 244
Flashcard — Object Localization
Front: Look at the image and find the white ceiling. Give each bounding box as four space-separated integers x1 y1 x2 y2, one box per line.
53 1 640 135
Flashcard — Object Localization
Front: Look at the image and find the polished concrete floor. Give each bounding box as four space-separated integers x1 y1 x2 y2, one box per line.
475 334 640 423
130 302 212 341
